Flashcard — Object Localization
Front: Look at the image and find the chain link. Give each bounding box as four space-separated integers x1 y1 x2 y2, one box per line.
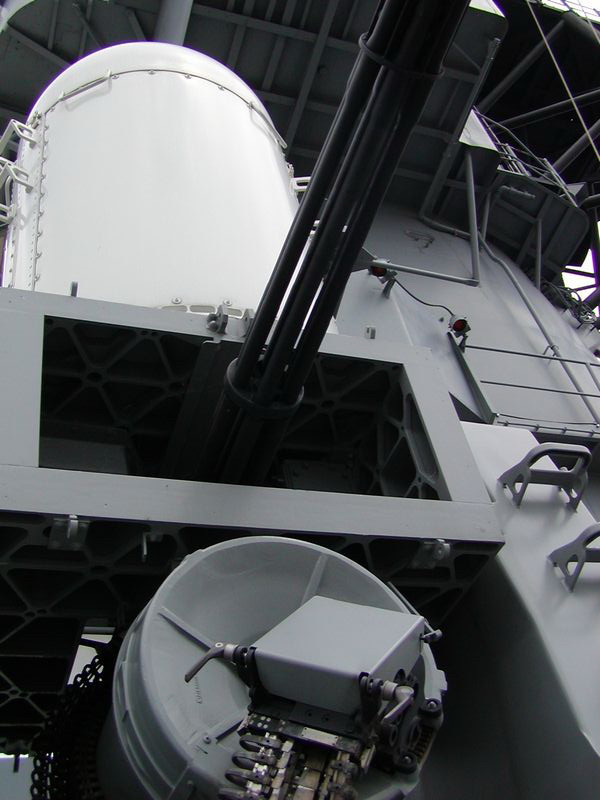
30 640 119 800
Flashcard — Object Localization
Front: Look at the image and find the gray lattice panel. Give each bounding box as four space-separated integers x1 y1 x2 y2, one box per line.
0 486 499 752
41 315 223 477
276 357 451 500
39 314 488 505
0 290 499 751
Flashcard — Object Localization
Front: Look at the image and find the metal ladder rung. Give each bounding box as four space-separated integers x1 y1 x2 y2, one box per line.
548 523 600 591
499 442 592 510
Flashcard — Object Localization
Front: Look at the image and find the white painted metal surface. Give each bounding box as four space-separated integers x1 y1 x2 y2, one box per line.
1 43 299 312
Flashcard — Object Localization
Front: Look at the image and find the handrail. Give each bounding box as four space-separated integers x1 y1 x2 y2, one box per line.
481 379 600 400
479 237 600 425
465 343 600 369
466 342 600 418
478 112 577 203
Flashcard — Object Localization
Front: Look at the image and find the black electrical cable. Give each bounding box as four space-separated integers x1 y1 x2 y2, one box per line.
391 278 455 317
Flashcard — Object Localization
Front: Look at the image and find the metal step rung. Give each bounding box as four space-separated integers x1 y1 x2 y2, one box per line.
548 523 600 591
498 442 591 510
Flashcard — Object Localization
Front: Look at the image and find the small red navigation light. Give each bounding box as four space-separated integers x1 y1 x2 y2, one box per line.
370 265 389 278
449 314 471 337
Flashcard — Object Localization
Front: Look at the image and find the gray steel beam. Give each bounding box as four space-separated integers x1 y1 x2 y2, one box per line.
73 1 104 47
0 464 502 545
190 3 356 52
262 0 298 92
0 101 26 122
6 24 68 69
254 90 337 117
341 0 360 40
478 19 564 113
258 90 294 107
291 145 320 160
154 0 194 45
47 0 60 51
465 150 481 284
226 0 255 70
421 37 501 219
74 0 104 55
562 267 596 278
515 194 553 265
285 0 341 148
535 218 543 290
126 8 146 41
76 0 87 57
451 41 481 74
553 116 600 173
500 87 600 128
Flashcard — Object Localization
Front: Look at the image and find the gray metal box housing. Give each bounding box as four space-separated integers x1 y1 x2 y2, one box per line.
252 595 424 714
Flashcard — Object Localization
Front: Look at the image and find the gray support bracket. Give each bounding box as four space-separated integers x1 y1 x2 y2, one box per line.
206 303 229 333
49 514 89 551
448 333 497 425
498 443 591 510
548 523 600 592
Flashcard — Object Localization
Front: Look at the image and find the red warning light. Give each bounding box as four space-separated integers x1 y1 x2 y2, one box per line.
370 265 389 278
449 314 470 338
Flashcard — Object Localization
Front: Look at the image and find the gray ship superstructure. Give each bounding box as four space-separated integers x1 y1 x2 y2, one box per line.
0 1 599 798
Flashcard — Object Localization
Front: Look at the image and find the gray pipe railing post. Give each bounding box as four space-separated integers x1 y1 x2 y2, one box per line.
500 86 600 128
478 20 564 113
465 149 481 284
480 191 492 244
535 218 543 290
154 0 194 45
553 117 600 174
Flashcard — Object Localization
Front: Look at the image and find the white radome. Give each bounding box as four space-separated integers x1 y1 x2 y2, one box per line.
2 42 299 313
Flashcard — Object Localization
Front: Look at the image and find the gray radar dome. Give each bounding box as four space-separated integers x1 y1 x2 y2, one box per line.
97 536 444 800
